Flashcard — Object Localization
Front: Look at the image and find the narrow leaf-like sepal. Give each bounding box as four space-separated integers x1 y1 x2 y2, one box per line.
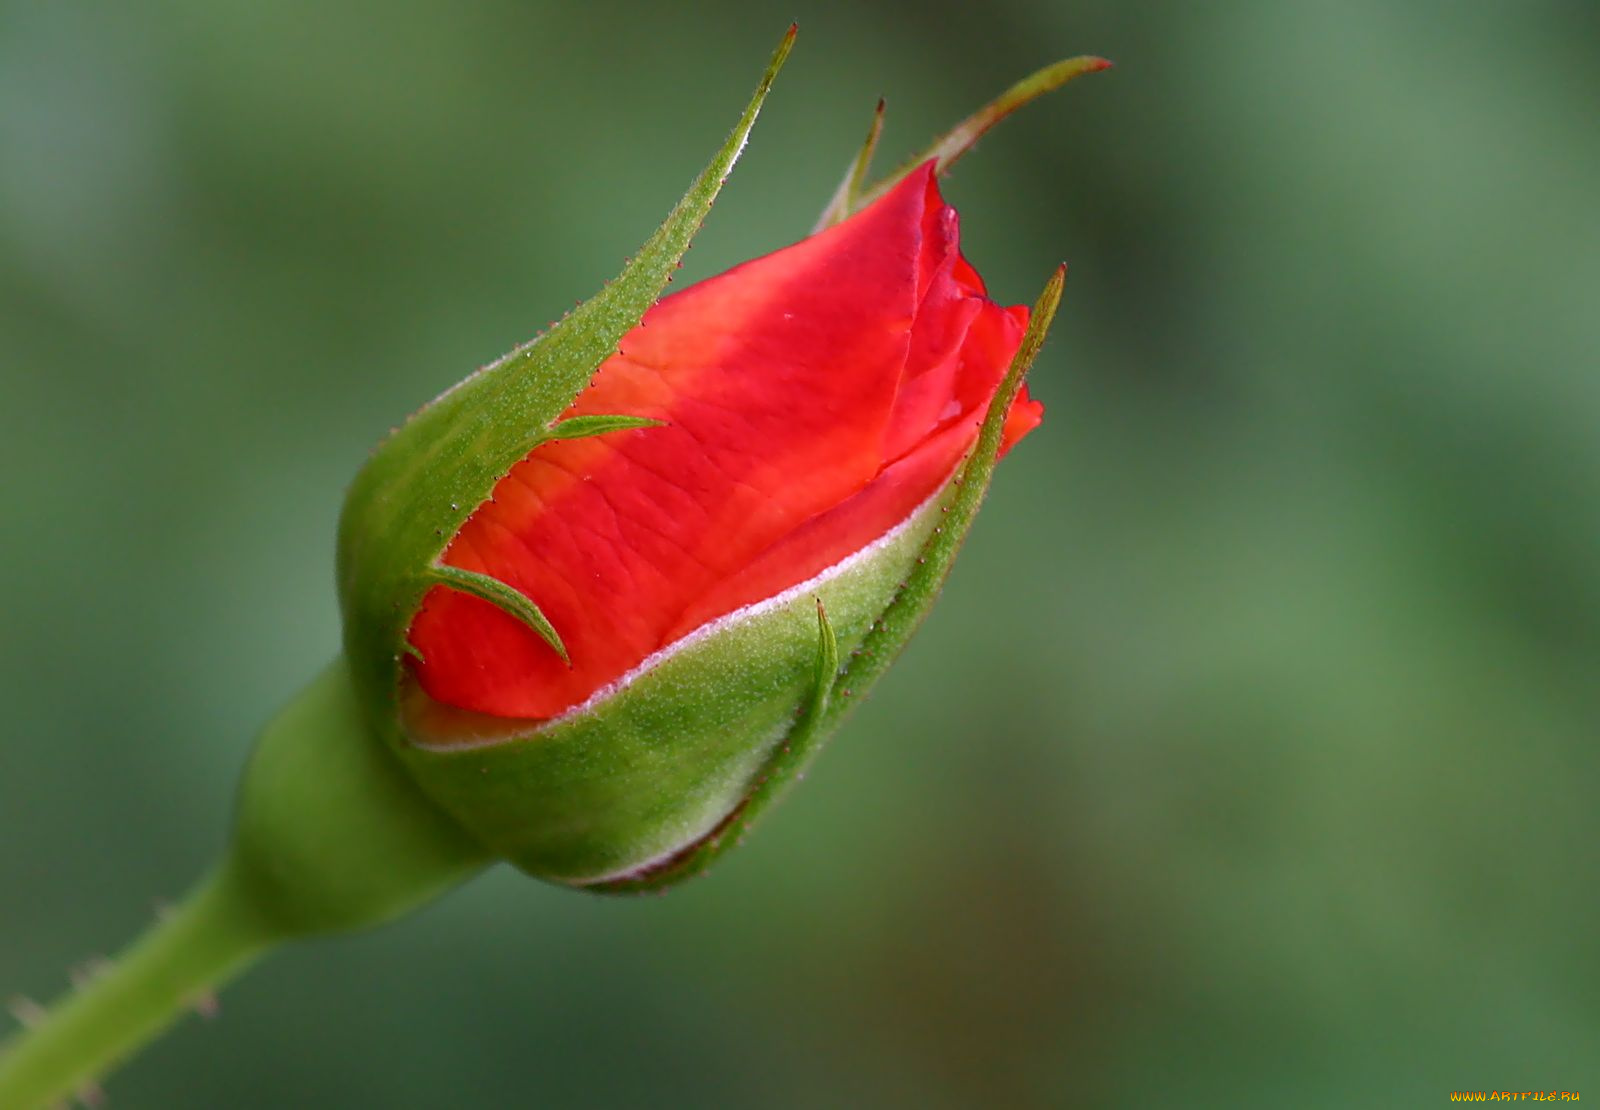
810 598 841 701
819 265 1066 720
848 56 1111 216
544 414 665 441
597 599 841 893
813 98 886 232
425 565 569 665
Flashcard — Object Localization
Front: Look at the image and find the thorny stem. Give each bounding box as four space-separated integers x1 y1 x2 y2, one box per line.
0 655 487 1108
0 863 282 1110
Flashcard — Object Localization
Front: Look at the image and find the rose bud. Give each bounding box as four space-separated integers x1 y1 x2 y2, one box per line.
332 36 1105 894
0 38 1112 1110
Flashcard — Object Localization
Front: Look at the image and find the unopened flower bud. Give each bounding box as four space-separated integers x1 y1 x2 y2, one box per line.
335 33 1095 892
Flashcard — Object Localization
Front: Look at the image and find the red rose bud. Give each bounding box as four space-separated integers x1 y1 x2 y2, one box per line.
0 41 1109 1110
336 33 1105 891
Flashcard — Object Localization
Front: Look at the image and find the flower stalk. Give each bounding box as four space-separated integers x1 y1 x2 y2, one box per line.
0 661 487 1110
0 864 275 1110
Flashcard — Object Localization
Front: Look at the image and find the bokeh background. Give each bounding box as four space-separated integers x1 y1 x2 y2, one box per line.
3 2 1597 1107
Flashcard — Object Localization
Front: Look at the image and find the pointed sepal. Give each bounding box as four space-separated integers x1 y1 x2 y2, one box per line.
594 599 841 892
544 414 665 442
813 98 886 232
824 55 1111 225
815 265 1065 713
425 565 569 665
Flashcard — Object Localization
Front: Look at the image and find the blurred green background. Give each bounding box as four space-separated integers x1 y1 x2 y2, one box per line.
3 2 1597 1107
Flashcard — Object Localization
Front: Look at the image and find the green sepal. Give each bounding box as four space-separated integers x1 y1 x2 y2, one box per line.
819 266 1065 712
544 414 665 441
812 97 885 232
595 600 839 894
818 55 1111 227
810 599 841 703
424 564 569 665
336 26 796 777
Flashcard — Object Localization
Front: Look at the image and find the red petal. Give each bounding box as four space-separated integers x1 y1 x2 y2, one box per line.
668 382 1039 642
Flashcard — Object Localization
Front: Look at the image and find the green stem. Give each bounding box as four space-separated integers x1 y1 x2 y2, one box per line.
0 657 490 1108
0 862 280 1110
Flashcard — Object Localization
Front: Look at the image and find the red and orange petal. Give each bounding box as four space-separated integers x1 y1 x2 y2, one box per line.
408 163 1040 720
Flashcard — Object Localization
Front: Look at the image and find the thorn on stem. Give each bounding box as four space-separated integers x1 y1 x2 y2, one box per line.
69 957 113 989
8 995 46 1027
